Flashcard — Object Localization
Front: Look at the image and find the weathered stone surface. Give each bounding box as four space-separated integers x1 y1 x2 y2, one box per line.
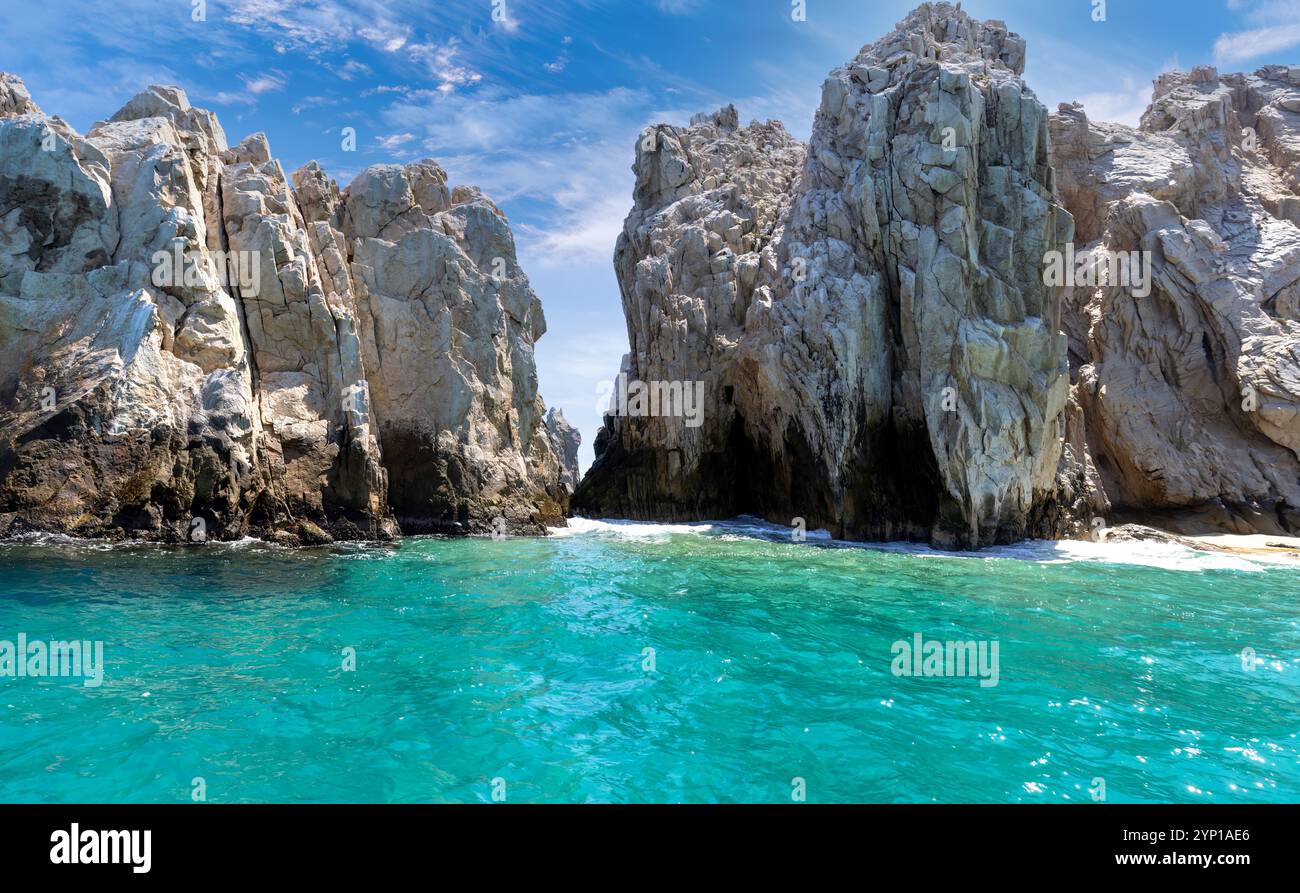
0 75 573 543
576 1 1300 544
575 104 808 526
576 3 1073 548
343 159 568 533
546 408 582 494
1050 65 1300 536
0 73 40 118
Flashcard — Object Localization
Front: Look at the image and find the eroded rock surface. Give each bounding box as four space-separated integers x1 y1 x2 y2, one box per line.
576 2 1300 544
1051 64 1300 537
545 408 582 494
577 3 1074 548
0 76 572 543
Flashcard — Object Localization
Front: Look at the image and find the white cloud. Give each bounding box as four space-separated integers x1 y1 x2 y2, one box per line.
291 94 336 115
225 1 484 95
375 132 416 150
208 70 287 107
212 91 257 106
1214 0 1300 64
357 25 410 53
406 39 483 94
331 60 375 82
1214 24 1300 64
1072 77 1156 127
226 0 355 49
241 72 287 95
515 150 632 267
377 86 653 267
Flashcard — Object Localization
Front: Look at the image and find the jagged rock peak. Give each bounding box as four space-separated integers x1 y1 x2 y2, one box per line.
575 3 1071 549
689 104 739 130
0 72 40 118
107 83 228 155
578 1 1300 547
545 408 582 494
0 73 574 544
853 2 1027 80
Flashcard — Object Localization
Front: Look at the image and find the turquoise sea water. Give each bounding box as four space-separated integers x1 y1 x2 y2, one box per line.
0 518 1296 804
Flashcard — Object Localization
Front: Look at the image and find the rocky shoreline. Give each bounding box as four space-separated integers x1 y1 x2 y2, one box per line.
2 2 1297 553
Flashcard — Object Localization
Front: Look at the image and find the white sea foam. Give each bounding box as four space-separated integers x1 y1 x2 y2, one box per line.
5 516 1291 573
550 517 722 539
553 516 1295 573
0 531 288 554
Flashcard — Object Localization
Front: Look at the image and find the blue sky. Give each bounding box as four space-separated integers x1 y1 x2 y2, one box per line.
4 0 1299 470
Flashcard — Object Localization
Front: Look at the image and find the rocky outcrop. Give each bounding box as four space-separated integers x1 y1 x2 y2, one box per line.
1049 64 1300 537
545 408 582 493
0 76 573 543
576 3 1074 548
574 106 809 525
575 2 1300 545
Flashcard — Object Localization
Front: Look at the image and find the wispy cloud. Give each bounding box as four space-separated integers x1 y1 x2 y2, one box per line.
1214 25 1300 64
375 131 416 150
291 94 337 115
544 36 574 74
1214 0 1300 64
242 71 287 95
330 59 374 81
406 39 483 93
377 85 652 266
653 0 703 13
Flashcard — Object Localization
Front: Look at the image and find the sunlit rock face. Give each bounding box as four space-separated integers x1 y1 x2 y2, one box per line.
1050 64 1300 537
577 2 1300 545
576 3 1075 548
0 76 572 543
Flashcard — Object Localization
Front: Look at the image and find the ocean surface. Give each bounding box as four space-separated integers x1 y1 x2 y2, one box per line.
0 517 1296 804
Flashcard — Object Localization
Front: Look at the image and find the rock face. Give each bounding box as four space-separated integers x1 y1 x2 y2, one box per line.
1050 65 1300 537
575 2 1300 545
0 76 573 543
545 408 582 494
576 3 1074 548
575 106 809 526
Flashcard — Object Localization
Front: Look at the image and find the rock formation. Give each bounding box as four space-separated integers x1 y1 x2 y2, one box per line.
577 3 1074 548
545 408 582 494
575 2 1300 545
1051 64 1300 537
0 77 573 544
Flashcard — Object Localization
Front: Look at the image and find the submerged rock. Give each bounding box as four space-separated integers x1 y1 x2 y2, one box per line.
575 2 1300 546
0 77 573 544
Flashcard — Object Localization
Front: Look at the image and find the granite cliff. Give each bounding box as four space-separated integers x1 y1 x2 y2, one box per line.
0 76 574 544
574 2 1300 546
